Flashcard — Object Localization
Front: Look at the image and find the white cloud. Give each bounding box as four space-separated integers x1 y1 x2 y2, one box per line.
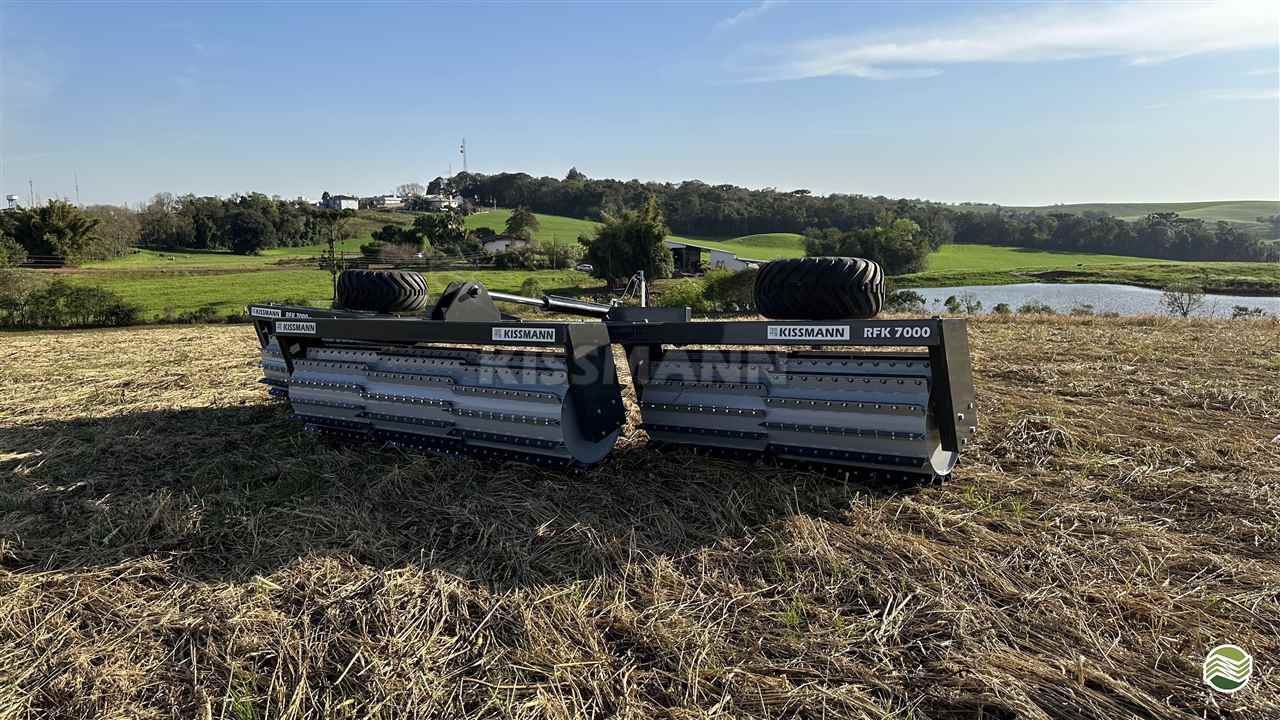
741 0 1279 81
1246 67 1279 75
715 0 783 32
1210 88 1280 101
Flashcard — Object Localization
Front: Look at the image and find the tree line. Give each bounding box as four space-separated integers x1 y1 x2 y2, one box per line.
1 192 363 263
6 172 1275 271
950 211 1278 262
443 169 1277 267
137 192 354 254
448 168 958 251
0 201 139 265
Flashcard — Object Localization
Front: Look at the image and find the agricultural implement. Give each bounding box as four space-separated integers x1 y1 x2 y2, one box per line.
250 258 977 482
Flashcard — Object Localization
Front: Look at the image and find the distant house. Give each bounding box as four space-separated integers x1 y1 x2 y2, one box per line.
320 194 359 211
663 239 760 274
368 195 403 209
483 235 531 255
421 194 461 211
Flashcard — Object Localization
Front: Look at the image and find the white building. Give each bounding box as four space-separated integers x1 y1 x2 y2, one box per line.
369 195 403 209
663 239 761 273
321 194 359 211
422 194 461 211
482 235 532 254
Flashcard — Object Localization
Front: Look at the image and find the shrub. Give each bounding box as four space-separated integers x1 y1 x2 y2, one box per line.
519 278 545 297
1232 305 1266 319
377 243 424 263
538 238 581 270
944 293 983 314
886 289 927 313
175 304 222 324
494 247 540 270
656 279 710 312
0 235 27 267
1069 304 1095 316
1160 283 1205 318
992 303 1012 315
1017 300 1055 315
702 268 756 310
0 277 141 328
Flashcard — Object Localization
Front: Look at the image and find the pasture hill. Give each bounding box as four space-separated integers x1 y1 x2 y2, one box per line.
1 314 1277 717
48 206 1280 321
1007 200 1280 226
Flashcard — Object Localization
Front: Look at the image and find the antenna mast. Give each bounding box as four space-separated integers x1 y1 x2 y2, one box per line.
460 138 467 173
75 172 81 206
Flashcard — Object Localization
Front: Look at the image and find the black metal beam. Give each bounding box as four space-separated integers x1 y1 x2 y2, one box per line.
928 319 978 452
606 318 943 347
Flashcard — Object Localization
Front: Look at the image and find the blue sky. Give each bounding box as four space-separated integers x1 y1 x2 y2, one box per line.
2 0 1277 207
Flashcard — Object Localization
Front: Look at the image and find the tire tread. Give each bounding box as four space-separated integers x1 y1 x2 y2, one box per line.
335 270 430 314
753 257 884 320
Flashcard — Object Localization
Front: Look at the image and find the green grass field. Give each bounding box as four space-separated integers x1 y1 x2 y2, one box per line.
465 208 601 246
671 233 806 260
62 268 594 319
901 244 1280 294
923 244 1185 272
43 209 1280 319
1008 200 1279 226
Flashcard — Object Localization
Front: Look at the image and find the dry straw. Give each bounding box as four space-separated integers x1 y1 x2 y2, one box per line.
1 315 1278 718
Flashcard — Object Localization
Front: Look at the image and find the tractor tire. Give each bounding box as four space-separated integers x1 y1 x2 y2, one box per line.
334 270 430 314
753 257 884 320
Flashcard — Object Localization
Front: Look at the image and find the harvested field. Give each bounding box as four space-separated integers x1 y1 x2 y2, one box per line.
1 316 1278 719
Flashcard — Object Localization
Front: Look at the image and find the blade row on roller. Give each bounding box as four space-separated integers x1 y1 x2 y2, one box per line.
633 350 956 481
259 338 605 467
260 341 957 479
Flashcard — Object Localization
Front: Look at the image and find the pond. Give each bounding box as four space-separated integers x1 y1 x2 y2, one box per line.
910 283 1280 318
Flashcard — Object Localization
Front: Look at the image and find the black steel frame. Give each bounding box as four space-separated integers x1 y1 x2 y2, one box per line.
249 303 978 453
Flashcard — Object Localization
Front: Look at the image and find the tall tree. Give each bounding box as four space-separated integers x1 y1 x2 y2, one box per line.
803 214 927 274
579 196 673 284
138 193 193 249
3 200 102 263
413 212 468 254
225 209 277 255
0 231 26 267
504 206 540 240
396 183 426 197
83 205 141 258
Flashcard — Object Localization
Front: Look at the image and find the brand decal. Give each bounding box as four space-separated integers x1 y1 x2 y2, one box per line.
284 311 311 319
492 327 556 343
250 307 282 318
863 325 932 339
276 321 317 335
767 324 849 341
1203 644 1253 694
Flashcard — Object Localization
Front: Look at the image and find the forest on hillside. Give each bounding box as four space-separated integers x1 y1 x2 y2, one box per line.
5 171 1277 270
447 170 1280 264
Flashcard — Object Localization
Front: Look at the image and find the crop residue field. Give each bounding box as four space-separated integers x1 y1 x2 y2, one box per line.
1 316 1278 718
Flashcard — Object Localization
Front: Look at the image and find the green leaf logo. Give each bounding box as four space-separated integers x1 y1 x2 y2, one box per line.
1203 644 1253 694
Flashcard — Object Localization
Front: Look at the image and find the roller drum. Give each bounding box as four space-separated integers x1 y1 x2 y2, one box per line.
636 350 956 480
263 342 619 466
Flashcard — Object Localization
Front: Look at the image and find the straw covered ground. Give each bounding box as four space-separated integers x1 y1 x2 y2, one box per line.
1 315 1278 719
